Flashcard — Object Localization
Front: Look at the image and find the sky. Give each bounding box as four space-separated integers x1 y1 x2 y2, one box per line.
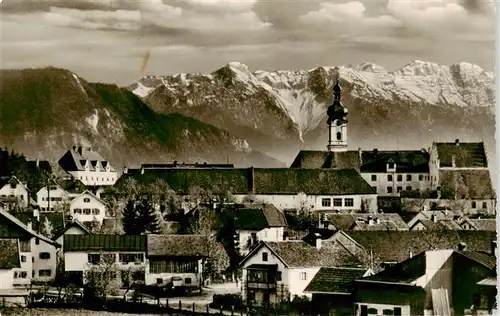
0 0 496 86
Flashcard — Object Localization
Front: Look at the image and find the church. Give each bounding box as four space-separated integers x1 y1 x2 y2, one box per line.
290 80 495 215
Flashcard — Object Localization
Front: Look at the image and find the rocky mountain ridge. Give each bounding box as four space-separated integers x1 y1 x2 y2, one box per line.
131 60 495 164
0 67 285 169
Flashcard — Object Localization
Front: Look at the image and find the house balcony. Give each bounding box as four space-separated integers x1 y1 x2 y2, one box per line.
245 264 281 292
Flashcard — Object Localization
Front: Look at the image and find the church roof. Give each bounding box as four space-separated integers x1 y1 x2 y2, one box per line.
360 150 430 173
290 150 361 170
438 169 495 199
434 141 488 168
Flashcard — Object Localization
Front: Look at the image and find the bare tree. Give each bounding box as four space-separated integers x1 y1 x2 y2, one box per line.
41 216 54 238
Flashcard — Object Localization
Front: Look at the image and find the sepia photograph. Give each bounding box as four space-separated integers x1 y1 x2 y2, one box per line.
0 0 497 315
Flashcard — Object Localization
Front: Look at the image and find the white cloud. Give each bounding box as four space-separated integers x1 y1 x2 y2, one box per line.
298 0 493 34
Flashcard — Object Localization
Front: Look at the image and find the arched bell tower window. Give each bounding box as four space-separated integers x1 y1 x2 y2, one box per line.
336 132 342 140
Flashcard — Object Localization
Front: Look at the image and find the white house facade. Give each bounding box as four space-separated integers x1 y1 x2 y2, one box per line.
239 241 323 307
58 146 118 186
37 185 70 212
69 191 107 223
0 176 31 208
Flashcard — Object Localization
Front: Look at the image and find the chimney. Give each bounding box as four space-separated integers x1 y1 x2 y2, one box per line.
27 221 32 231
409 250 413 258
358 148 363 165
248 167 255 194
72 146 77 151
140 166 145 175
491 240 497 257
173 160 178 167
36 158 40 168
431 214 437 223
367 216 374 226
451 154 456 168
455 139 460 146
314 233 322 250
457 242 467 251
123 166 128 174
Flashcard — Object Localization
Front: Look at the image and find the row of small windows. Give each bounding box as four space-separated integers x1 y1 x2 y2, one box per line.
14 269 52 278
88 253 144 264
41 197 63 202
74 208 100 215
385 186 413 194
79 176 115 182
20 253 50 261
0 194 24 200
371 174 428 182
321 198 354 207
472 201 488 209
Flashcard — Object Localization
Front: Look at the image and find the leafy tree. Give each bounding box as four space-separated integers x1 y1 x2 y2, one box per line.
84 253 121 306
189 208 230 278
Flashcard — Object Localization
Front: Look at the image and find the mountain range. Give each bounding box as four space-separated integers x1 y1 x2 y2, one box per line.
0 60 495 172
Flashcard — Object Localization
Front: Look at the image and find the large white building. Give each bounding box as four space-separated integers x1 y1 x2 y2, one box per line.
58 146 117 187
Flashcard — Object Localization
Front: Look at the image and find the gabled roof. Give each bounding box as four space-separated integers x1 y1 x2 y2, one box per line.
334 230 496 264
468 219 496 231
73 190 105 206
58 147 115 172
290 150 361 170
147 234 209 257
360 150 430 173
0 209 61 247
304 267 369 294
438 169 494 199
0 238 21 269
328 214 408 231
53 219 92 241
434 142 487 168
64 234 147 252
240 240 322 268
222 203 287 231
0 176 31 193
359 249 496 286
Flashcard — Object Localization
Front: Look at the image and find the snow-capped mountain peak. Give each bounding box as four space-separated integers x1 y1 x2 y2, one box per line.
131 60 494 144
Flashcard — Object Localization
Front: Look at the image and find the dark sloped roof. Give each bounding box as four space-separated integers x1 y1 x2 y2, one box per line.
361 252 427 284
119 168 374 196
58 179 87 194
64 234 147 252
120 168 249 194
261 204 287 227
0 238 21 269
360 150 430 173
225 208 269 230
147 234 209 257
328 214 408 231
457 251 496 270
53 219 91 240
0 209 60 247
290 151 361 170
58 147 115 172
265 241 322 267
435 142 487 168
319 240 363 267
328 215 356 230
253 168 375 195
469 219 496 231
304 267 368 293
438 169 495 199
340 230 496 263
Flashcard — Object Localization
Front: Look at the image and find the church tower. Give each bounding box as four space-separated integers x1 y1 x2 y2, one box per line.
326 79 348 152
